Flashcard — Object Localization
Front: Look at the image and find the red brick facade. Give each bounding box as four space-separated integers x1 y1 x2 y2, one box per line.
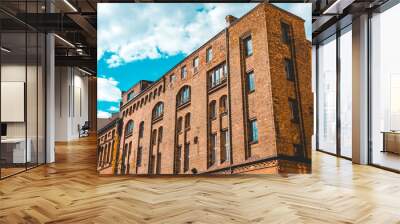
97 3 312 175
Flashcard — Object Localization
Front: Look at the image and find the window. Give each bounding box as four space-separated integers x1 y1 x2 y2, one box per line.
220 130 229 163
209 133 217 167
177 86 191 107
244 36 253 56
193 57 199 73
127 91 135 101
139 121 144 138
152 129 157 145
294 144 304 157
175 145 182 173
152 102 164 120
247 71 255 92
317 35 337 155
181 66 187 79
289 98 300 123
170 74 176 83
184 142 190 172
249 119 258 143
185 113 191 130
137 147 142 167
209 100 216 119
177 117 183 133
371 7 400 170
206 47 213 63
339 28 352 159
125 120 134 137
220 95 227 114
284 58 295 81
208 63 227 89
281 22 291 44
158 127 163 143
111 130 115 138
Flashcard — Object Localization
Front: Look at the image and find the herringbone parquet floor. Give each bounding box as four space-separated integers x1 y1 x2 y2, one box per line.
1 135 400 224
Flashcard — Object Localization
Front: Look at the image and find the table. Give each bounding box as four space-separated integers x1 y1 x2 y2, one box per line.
382 131 400 154
1 138 32 164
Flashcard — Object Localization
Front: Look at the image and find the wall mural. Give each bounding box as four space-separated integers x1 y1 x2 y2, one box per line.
96 2 313 175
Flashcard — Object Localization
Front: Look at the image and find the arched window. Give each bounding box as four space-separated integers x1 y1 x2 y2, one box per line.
220 95 227 114
133 104 136 111
185 113 191 129
153 89 157 98
125 120 134 137
152 102 164 120
139 121 144 138
176 85 191 107
145 95 148 103
209 100 216 119
149 92 153 100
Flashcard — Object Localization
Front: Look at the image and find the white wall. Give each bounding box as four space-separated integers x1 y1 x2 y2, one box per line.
55 67 89 141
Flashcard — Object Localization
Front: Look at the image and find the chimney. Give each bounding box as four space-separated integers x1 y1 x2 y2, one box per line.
225 15 237 27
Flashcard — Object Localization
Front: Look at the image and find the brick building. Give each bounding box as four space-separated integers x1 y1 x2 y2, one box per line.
97 3 313 175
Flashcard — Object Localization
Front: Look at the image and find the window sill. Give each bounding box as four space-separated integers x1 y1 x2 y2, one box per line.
152 116 163 124
249 140 258 145
248 89 255 94
210 116 217 121
177 101 191 111
220 112 228 117
208 80 227 94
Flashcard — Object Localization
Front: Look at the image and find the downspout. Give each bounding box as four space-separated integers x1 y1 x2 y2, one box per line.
225 27 234 174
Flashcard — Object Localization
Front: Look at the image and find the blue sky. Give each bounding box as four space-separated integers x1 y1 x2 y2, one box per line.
97 3 312 118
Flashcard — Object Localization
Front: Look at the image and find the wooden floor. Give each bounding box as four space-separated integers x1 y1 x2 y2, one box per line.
0 136 400 223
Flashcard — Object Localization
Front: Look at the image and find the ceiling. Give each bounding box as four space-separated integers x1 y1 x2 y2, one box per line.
1 0 396 73
309 0 391 43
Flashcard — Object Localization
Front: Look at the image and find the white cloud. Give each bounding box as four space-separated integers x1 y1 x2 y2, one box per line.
109 106 119 112
98 3 257 67
98 3 312 68
98 110 112 119
97 77 122 102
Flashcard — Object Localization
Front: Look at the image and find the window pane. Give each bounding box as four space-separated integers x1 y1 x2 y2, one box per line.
245 36 253 56
281 22 291 44
340 27 352 158
206 48 212 62
1 29 27 177
285 59 294 81
250 120 258 142
318 35 337 154
371 5 400 171
247 72 255 92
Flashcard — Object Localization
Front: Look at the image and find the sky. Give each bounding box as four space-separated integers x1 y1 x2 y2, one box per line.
97 3 312 118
